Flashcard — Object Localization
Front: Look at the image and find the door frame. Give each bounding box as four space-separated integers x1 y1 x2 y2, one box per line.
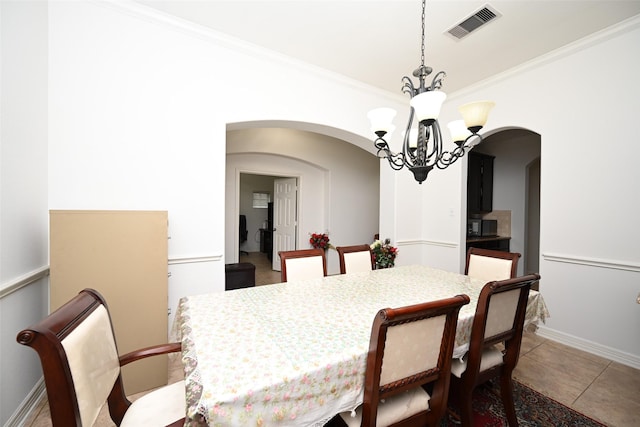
234 170 299 265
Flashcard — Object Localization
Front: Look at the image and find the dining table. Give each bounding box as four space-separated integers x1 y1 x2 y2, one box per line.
172 264 549 427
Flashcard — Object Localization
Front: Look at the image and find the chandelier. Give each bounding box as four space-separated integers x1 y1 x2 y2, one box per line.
367 0 495 184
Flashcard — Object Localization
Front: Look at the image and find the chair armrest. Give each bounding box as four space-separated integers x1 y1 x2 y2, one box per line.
119 342 182 367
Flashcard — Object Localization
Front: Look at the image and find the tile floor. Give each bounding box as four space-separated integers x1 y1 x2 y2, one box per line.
241 251 282 285
24 252 640 426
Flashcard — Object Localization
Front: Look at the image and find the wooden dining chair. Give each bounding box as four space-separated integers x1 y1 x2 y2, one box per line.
464 247 521 282
336 244 375 274
278 248 327 282
448 273 541 427
16 288 185 427
330 294 471 427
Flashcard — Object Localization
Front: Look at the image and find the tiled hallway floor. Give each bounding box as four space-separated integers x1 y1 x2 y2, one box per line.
24 253 640 426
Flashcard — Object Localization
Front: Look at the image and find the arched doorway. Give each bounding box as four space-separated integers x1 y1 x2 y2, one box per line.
225 125 380 275
469 128 541 276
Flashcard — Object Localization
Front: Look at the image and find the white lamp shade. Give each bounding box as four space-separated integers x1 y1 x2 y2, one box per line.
447 120 472 143
367 107 397 134
459 101 495 129
410 90 446 123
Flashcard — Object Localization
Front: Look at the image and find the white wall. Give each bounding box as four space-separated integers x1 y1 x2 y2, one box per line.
0 1 50 425
45 0 395 328
226 127 380 275
384 18 640 366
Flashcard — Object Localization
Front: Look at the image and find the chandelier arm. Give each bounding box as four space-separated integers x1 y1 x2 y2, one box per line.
387 152 406 170
435 152 460 169
402 76 417 97
373 136 407 170
429 71 446 90
434 144 469 169
463 133 484 148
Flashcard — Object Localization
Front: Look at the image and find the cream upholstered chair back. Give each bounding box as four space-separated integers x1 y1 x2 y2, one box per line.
449 274 540 427
379 315 446 386
484 289 521 338
61 305 121 426
16 288 186 427
278 248 327 282
334 294 470 427
465 247 521 282
336 244 374 274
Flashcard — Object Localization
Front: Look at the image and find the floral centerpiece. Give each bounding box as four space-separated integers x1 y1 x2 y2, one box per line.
309 232 332 250
371 238 398 269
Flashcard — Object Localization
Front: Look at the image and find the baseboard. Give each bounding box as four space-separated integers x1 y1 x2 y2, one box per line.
536 325 640 370
4 378 46 427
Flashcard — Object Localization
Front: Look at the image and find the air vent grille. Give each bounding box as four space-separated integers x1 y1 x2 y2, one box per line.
446 4 501 40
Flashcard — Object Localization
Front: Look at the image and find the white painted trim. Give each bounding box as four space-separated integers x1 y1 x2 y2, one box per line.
542 252 640 273
397 239 459 249
5 377 46 427
0 255 223 298
168 254 223 265
536 325 640 370
0 266 49 299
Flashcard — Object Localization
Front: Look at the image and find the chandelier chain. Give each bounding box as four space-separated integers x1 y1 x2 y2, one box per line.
420 0 426 68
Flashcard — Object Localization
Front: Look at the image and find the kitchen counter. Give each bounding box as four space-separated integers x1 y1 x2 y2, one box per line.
466 235 511 251
466 235 510 243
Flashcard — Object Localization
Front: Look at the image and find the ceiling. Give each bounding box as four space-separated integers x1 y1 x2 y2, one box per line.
138 0 640 95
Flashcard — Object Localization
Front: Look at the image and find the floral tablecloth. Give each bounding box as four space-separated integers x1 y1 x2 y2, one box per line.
174 265 549 427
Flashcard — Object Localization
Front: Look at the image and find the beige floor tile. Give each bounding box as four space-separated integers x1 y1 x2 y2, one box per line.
513 339 610 407
525 341 609 383
572 361 640 427
514 355 585 406
519 330 546 355
595 362 640 404
22 396 48 427
26 403 52 427
240 251 281 285
573 381 640 427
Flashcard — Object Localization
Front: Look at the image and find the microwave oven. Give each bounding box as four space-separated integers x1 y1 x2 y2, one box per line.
468 219 498 237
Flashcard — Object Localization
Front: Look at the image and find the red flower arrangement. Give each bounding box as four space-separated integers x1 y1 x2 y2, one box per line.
309 232 331 250
371 238 398 269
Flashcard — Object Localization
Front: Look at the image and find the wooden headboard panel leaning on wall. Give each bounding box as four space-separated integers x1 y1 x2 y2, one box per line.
49 210 168 394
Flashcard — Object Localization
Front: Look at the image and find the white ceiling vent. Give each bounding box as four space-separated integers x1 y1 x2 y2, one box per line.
446 4 501 40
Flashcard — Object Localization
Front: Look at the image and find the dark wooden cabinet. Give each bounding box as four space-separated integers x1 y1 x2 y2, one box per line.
260 228 273 261
466 236 510 252
467 152 494 214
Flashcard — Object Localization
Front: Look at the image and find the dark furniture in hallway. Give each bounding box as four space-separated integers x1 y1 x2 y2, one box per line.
260 228 273 261
239 215 248 256
225 262 255 291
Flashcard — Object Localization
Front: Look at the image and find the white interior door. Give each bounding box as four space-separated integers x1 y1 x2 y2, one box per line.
272 177 298 271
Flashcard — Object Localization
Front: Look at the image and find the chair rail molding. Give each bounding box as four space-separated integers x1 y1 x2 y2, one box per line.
542 252 640 273
397 238 459 249
168 254 223 265
0 266 50 299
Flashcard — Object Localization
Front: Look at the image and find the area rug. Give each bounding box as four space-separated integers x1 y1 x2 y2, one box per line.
441 380 606 426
